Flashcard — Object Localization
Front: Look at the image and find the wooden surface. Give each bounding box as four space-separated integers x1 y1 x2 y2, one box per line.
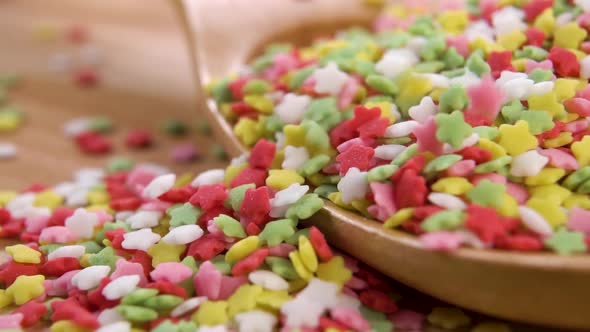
0 0 580 331
0 0 226 190
177 0 590 329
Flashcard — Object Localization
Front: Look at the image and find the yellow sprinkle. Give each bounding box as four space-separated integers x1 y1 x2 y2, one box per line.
432 177 473 195
0 114 21 132
34 190 63 209
272 149 285 169
0 191 17 207
478 138 507 159
79 254 91 268
234 118 262 146
256 290 291 311
529 184 571 204
497 30 526 51
564 112 580 123
563 194 590 209
6 274 45 305
284 125 307 147
572 136 590 167
496 121 538 156
244 95 273 114
227 285 263 317
175 172 194 187
298 236 318 272
5 244 41 264
364 101 397 124
384 208 414 229
350 199 373 218
438 10 469 35
527 93 564 118
87 190 109 205
289 251 312 281
288 278 308 293
542 132 573 148
224 164 248 185
51 320 90 332
316 256 352 288
0 290 13 309
498 193 519 217
266 170 305 190
147 241 185 267
511 58 527 72
469 37 504 56
526 197 566 228
554 79 580 101
225 236 260 263
533 8 555 37
327 192 354 210
193 301 229 326
554 22 587 49
525 168 566 186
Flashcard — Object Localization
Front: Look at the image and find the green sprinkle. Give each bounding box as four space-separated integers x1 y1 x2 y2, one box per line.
227 184 256 211
422 210 465 232
214 214 247 238
162 119 188 136
286 194 324 220
302 121 331 151
210 143 228 161
414 61 445 73
528 68 553 83
366 75 398 95
303 98 342 131
392 143 418 166
443 47 465 70
575 178 590 194
474 156 512 174
122 288 160 305
38 244 62 255
424 154 463 174
107 157 135 173
353 60 377 77
441 68 466 78
438 86 468 113
435 111 473 148
473 126 499 140
210 78 233 103
299 155 331 177
360 306 394 332
211 255 231 275
519 110 554 135
87 117 113 133
367 164 399 182
500 100 524 124
116 305 159 322
289 67 316 90
243 79 272 95
545 228 587 255
466 180 506 208
314 184 338 198
89 247 120 269
144 295 183 311
562 166 590 190
79 241 102 254
181 256 199 273
516 46 548 61
384 137 413 145
95 221 130 243
466 52 491 76
376 31 410 49
259 218 297 246
286 228 310 245
265 257 299 280
167 203 202 227
151 320 178 332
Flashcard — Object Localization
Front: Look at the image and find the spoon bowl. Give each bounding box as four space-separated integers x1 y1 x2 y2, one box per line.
173 0 590 329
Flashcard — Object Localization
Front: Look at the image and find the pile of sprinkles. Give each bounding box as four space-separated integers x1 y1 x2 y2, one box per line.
0 161 512 331
208 0 590 254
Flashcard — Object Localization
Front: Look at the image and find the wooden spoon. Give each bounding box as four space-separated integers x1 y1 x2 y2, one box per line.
173 0 590 329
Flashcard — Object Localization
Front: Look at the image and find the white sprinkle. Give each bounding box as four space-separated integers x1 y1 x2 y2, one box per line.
248 270 289 291
102 275 140 300
270 183 309 218
409 96 438 123
374 144 406 160
385 120 419 138
71 265 111 290
163 224 204 244
275 93 311 124
142 173 176 199
96 322 131 332
518 206 554 236
171 297 207 317
63 117 91 137
0 143 16 159
235 310 278 332
337 167 368 204
65 208 99 238
428 193 467 210
312 62 349 95
47 245 86 261
122 228 161 251
191 169 225 187
282 146 309 171
510 150 548 177
126 210 162 229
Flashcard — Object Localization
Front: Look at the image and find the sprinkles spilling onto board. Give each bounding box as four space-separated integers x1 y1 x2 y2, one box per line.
208 0 590 254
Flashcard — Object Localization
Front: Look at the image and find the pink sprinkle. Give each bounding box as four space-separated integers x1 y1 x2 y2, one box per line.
565 119 589 134
414 117 444 154
506 182 529 204
564 98 590 117
420 231 463 251
470 173 507 185
345 275 368 290
171 143 200 163
218 276 249 300
447 36 470 57
576 85 590 100
342 286 358 298
268 243 296 257
581 41 590 54
342 255 359 273
445 159 476 177
194 261 222 300
150 262 192 284
94 210 114 225
25 215 50 234
577 13 590 31
263 53 299 81
389 309 425 331
126 168 157 195
0 313 24 329
139 200 171 213
465 77 504 126
568 207 590 236
338 78 360 110
525 59 553 73
370 182 397 221
39 226 78 243
538 148 579 170
337 138 372 153
111 260 148 286
46 269 80 296
331 307 371 332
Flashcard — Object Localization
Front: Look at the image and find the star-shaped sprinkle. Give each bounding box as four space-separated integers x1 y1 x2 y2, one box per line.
435 111 473 149
281 146 310 171
6 275 45 305
64 207 98 239
336 144 374 175
275 93 311 124
147 241 186 266
142 173 176 199
421 210 465 232
466 180 506 208
337 167 369 204
270 183 309 218
510 150 548 177
519 110 553 135
544 228 587 255
259 219 296 246
214 214 247 238
375 49 419 79
464 77 504 126
286 194 324 221
316 256 352 288
5 244 41 264
235 310 278 332
500 100 524 124
166 203 202 227
554 22 587 49
414 117 444 154
312 62 349 95
408 96 437 123
122 228 161 252
497 120 538 156
572 136 590 167
89 246 120 269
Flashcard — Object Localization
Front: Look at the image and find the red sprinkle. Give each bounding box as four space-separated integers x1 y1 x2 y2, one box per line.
522 0 553 22
394 169 428 208
230 167 267 188
336 144 375 174
40 257 81 277
75 131 112 154
524 27 546 47
231 248 269 276
249 139 276 169
359 289 398 314
309 226 334 262
548 47 580 78
487 51 515 79
187 234 226 261
125 129 153 149
13 301 47 327
74 68 99 87
0 261 40 286
240 187 271 226
51 298 99 329
465 205 511 245
190 184 228 211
